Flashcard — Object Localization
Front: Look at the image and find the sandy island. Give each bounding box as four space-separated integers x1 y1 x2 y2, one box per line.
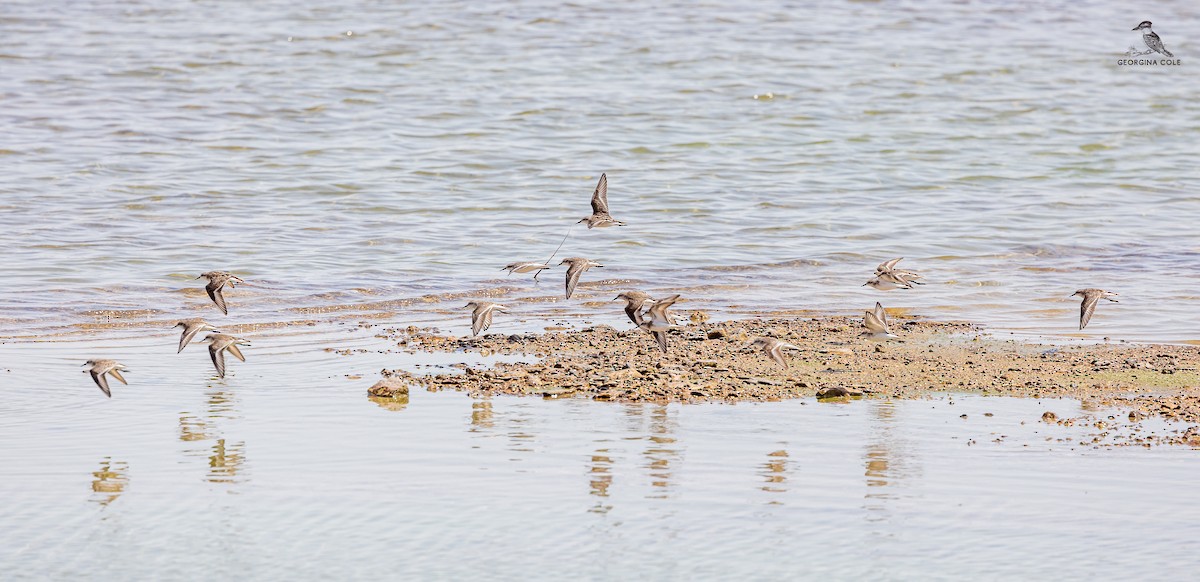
365 312 1200 446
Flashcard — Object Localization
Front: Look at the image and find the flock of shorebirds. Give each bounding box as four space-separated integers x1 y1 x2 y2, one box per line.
83 174 1120 397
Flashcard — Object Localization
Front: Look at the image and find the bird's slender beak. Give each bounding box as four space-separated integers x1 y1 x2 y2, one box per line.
612 295 622 301
1132 26 1139 31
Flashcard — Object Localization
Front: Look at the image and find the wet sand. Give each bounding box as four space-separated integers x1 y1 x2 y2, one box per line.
372 312 1200 446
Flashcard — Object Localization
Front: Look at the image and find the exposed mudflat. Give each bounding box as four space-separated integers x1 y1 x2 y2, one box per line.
372 313 1200 446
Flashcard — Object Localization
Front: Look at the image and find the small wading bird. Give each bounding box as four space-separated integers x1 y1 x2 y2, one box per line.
863 302 900 341
501 261 551 280
1132 21 1173 57
864 258 923 290
747 337 801 369
614 291 656 326
84 359 129 398
198 271 244 315
560 257 603 299
638 294 681 353
463 301 508 337
174 319 218 353
1073 288 1119 330
579 173 625 228
204 333 250 378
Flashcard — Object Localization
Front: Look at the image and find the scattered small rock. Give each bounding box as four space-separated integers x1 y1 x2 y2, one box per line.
817 386 862 399
367 377 410 397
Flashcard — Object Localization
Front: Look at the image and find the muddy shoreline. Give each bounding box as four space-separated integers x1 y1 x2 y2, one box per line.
369 312 1200 446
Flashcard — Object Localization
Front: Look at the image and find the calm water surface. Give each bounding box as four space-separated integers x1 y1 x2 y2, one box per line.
3 0 1200 578
2 329 1199 579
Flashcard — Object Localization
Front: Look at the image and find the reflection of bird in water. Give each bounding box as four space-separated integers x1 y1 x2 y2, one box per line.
90 458 130 506
760 449 789 494
470 400 494 431
207 438 246 484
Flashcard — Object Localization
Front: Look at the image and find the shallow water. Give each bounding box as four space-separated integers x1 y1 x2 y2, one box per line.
2 328 1199 579
1 0 1199 342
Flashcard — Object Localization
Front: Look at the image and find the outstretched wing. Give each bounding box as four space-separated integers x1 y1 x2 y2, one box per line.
768 345 788 369
207 284 229 315
227 343 247 363
864 311 887 334
876 258 903 273
624 303 642 325
91 371 112 398
210 346 227 378
472 306 494 336
565 263 584 299
178 325 203 353
590 173 609 214
648 295 680 321
653 330 668 353
109 368 128 385
1079 294 1100 330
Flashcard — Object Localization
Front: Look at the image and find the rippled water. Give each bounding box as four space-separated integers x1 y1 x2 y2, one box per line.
3 1 1200 577
1 0 1198 342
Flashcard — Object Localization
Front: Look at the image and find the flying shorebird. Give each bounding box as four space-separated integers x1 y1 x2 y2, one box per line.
747 337 801 369
638 294 681 353
1133 21 1173 57
84 359 129 398
875 257 923 282
865 258 923 290
197 271 244 315
501 261 551 280
1072 289 1119 330
463 301 508 337
174 319 218 353
863 276 911 291
578 173 625 228
203 333 250 378
863 302 900 341
614 291 656 326
560 257 603 299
